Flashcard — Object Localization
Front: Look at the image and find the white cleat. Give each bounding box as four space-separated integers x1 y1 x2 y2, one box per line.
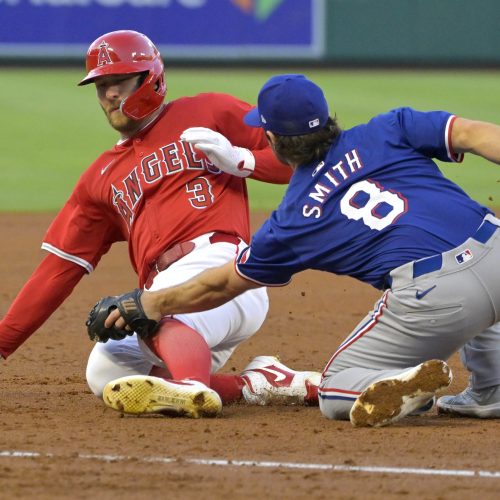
103 375 222 418
350 359 452 427
241 355 321 406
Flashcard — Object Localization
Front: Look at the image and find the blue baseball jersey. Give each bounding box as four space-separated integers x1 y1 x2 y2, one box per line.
236 107 492 289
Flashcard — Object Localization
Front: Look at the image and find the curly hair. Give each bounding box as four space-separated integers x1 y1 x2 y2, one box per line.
271 116 341 167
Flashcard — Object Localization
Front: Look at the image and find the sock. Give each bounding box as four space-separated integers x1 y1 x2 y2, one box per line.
144 318 211 386
304 380 319 406
149 365 171 379
209 374 246 404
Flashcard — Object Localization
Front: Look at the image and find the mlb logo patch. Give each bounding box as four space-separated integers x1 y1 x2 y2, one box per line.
309 118 320 128
455 249 473 264
312 161 325 177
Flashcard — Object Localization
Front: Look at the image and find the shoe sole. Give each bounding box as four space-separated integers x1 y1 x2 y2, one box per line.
437 400 500 418
103 376 222 418
350 360 452 427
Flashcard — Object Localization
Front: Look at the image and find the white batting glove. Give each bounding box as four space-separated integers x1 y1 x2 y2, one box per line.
181 127 255 178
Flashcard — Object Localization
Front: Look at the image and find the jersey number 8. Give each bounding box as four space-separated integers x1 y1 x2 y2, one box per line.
340 180 408 231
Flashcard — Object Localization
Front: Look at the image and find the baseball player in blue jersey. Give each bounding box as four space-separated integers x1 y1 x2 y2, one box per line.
103 74 500 427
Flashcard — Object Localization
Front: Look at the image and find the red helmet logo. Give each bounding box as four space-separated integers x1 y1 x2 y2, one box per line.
78 30 167 120
97 41 113 67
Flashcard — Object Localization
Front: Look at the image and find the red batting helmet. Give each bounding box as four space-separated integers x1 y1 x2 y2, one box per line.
78 30 166 120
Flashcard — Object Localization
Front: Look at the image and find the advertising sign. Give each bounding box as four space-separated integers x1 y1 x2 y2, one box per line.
0 0 325 59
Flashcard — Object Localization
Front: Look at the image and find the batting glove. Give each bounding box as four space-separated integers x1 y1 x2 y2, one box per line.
181 127 255 178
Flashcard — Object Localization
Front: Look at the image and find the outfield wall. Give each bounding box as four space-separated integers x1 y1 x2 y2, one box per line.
325 0 500 65
0 0 499 65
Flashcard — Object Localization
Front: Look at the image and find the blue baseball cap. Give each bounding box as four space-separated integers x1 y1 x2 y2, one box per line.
244 74 329 136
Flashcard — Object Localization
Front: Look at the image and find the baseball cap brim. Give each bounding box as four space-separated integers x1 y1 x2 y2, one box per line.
243 107 263 128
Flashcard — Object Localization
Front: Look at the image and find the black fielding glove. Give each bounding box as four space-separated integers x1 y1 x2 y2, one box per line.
86 289 159 343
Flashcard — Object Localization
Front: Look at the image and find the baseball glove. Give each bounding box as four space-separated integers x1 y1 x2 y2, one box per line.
86 288 159 343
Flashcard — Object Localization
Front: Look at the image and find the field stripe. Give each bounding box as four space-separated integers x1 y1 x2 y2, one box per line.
1 450 499 479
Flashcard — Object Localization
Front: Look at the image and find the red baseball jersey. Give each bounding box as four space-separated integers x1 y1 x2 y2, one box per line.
43 92 291 286
0 93 290 358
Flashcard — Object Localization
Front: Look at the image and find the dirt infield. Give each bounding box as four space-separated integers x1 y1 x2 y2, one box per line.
0 212 499 500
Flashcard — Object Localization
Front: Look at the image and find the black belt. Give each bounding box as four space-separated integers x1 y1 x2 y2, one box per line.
384 219 498 288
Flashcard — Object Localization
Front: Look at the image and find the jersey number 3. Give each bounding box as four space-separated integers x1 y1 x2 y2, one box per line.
340 179 407 230
186 177 214 209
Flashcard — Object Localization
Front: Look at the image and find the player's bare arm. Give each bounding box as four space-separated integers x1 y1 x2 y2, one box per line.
452 117 500 164
153 261 256 314
105 261 257 330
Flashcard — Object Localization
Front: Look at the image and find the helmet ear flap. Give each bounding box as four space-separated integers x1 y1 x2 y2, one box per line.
121 71 166 120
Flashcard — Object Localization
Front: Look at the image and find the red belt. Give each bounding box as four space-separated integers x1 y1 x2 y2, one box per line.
145 232 241 288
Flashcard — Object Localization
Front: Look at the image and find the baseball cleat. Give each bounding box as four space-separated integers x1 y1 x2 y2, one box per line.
437 385 500 418
350 359 452 427
409 396 435 416
241 355 320 406
102 375 222 418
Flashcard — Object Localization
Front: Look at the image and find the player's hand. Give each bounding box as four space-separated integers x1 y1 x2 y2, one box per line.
104 290 162 330
87 289 160 343
181 127 255 178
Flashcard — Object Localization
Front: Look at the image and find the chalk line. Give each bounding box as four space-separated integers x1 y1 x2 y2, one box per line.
1 450 499 479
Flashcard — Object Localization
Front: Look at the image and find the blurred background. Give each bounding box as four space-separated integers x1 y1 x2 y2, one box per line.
1 0 499 211
2 0 500 66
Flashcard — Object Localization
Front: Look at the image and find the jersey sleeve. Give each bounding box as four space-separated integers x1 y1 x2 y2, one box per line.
42 176 124 273
0 253 86 358
391 107 464 163
251 148 292 184
210 93 292 184
235 217 303 286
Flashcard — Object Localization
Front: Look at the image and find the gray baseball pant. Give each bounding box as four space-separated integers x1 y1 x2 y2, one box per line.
319 214 500 420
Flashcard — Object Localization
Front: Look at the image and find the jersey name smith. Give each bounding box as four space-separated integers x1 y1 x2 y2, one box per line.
303 149 363 219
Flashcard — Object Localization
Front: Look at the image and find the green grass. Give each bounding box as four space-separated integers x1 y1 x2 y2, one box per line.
1 68 499 212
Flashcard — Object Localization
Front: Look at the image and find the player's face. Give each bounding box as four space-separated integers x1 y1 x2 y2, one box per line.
94 74 143 135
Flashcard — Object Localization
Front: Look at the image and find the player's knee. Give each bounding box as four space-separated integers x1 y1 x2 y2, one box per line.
86 336 155 397
319 400 352 420
86 355 109 397
85 342 123 397
86 365 105 397
318 377 353 421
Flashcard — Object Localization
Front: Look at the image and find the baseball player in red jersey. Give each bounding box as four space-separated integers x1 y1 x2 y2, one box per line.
0 31 321 417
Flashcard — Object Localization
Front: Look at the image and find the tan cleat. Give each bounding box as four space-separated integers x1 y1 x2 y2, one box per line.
350 359 452 427
103 375 222 418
